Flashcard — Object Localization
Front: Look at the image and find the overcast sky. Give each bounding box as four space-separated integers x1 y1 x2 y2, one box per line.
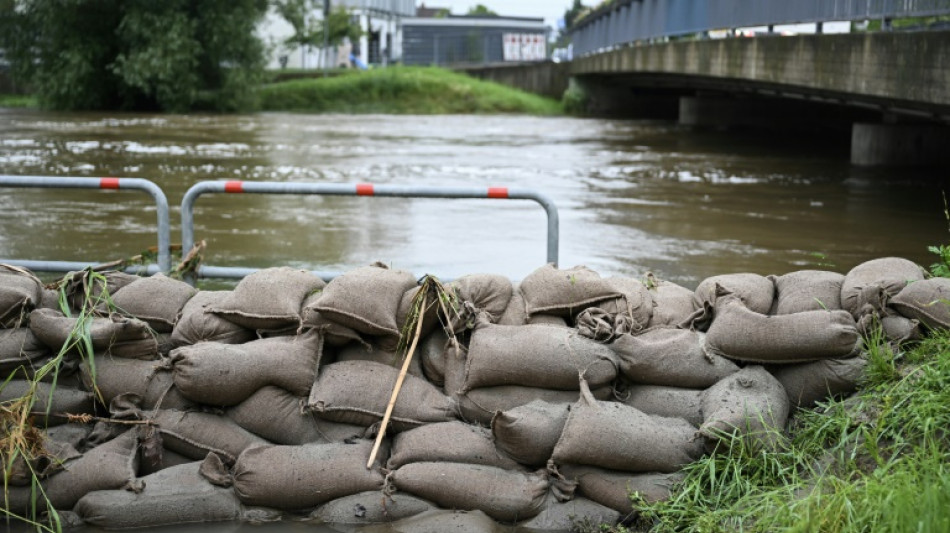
423 1 575 30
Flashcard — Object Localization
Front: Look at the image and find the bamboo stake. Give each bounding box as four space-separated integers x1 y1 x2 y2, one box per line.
367 291 428 469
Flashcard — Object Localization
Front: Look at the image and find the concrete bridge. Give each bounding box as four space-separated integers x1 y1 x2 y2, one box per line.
461 1 950 166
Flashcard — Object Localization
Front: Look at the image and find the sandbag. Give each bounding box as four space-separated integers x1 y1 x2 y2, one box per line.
457 385 613 427
150 409 269 464
528 314 570 326
75 455 242 528
419 329 450 386
81 356 192 411
29 308 158 359
310 492 435 526
359 509 502 533
0 380 94 427
611 328 739 388
440 273 514 331
700 365 789 451
227 386 365 445
5 439 80 486
497 283 527 325
857 314 924 345
63 270 139 312
840 257 926 318
0 264 43 328
233 440 385 510
308 360 456 431
770 270 844 315
139 447 198 476
520 264 621 317
335 341 425 380
769 356 867 409
462 322 617 391
307 263 417 338
45 422 95 451
552 384 703 473
518 493 620 532
692 273 774 327
891 278 950 330
209 266 325 331
646 277 697 328
556 465 682 513
582 276 654 333
170 329 322 406
110 273 196 333
0 328 50 372
169 290 255 347
388 421 521 470
617 384 704 426
704 294 859 363
3 430 139 513
299 294 365 347
390 462 548 522
491 400 570 467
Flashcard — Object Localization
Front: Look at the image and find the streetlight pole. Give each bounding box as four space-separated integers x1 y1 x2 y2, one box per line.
323 0 330 76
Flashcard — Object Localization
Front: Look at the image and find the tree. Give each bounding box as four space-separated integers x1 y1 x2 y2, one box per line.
467 4 497 16
0 0 269 112
273 0 362 51
556 0 588 45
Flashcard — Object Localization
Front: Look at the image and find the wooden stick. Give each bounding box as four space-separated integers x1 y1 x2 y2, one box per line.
367 291 427 469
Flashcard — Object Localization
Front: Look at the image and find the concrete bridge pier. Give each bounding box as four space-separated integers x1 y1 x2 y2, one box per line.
851 123 950 167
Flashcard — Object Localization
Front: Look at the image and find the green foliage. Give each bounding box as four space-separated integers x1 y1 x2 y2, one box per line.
0 94 37 108
0 0 268 112
562 78 589 115
273 0 362 50
928 193 950 278
466 4 497 16
259 66 563 115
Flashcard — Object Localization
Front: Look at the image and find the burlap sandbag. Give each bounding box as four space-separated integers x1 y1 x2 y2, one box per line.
63 270 139 311
170 328 322 407
419 329 450 386
552 383 703 473
770 270 844 315
528 314 570 326
769 356 867 409
556 465 682 513
5 439 80 486
442 338 468 396
491 400 570 467
497 283 527 325
520 264 621 317
335 341 425 380
457 385 613 427
891 278 950 331
0 264 42 328
691 273 774 328
110 273 196 333
0 380 94 427
388 421 521 470
210 267 325 331
308 263 417 338
233 440 385 510
390 462 549 522
75 454 243 528
0 328 50 372
841 257 926 318
359 509 501 533
308 360 456 431
310 492 435 526
518 493 620 531
645 276 697 328
227 385 365 445
139 447 197 476
29 308 158 359
300 301 365 347
169 291 255 347
857 314 924 345
462 322 617 391
150 409 269 464
2 430 139 513
45 422 94 451
439 274 514 332
617 384 704 426
81 356 192 411
611 328 738 388
704 294 859 363
583 277 654 331
700 365 789 452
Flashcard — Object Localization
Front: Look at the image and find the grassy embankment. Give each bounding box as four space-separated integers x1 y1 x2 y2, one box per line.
0 94 37 108
259 66 564 115
596 326 950 533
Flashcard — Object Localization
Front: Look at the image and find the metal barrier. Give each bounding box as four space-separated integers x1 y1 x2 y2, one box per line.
181 180 559 281
571 0 950 56
0 175 171 274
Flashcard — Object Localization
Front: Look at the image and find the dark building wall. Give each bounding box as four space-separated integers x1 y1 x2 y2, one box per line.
402 24 545 66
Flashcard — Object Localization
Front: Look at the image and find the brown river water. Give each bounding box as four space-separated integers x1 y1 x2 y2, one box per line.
2 108 948 289
1 108 947 532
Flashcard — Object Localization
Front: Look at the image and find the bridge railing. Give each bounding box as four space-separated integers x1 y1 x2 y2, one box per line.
571 0 950 56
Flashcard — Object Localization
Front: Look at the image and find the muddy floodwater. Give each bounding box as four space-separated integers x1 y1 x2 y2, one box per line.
1 108 948 287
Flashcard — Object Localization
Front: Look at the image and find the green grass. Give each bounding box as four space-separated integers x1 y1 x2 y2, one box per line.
606 329 950 533
0 94 37 108
258 66 564 115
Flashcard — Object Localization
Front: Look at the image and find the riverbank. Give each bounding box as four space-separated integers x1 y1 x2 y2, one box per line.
0 94 37 108
258 66 563 115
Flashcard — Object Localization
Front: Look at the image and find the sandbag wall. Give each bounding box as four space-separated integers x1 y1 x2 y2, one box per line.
0 258 943 531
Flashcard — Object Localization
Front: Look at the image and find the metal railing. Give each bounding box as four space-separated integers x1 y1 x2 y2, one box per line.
0 175 171 274
181 180 559 282
571 0 950 56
